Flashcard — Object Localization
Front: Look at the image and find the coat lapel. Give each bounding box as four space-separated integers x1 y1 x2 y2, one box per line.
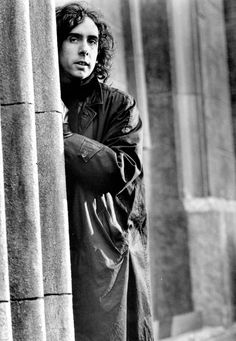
77 78 103 134
77 105 97 134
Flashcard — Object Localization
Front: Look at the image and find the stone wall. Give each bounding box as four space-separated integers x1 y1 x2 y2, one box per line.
141 0 236 339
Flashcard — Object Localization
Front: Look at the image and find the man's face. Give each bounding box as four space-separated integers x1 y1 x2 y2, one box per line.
59 16 99 82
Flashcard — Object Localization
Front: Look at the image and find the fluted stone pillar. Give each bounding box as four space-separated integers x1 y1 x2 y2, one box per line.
29 0 74 340
0 108 12 341
0 1 46 339
0 0 75 339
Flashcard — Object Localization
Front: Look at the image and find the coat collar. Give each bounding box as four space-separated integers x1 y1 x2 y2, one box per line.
66 76 104 134
73 77 104 134
85 77 103 106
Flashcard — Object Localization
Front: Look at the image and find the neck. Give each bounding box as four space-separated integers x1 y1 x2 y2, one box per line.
60 73 96 105
60 71 94 87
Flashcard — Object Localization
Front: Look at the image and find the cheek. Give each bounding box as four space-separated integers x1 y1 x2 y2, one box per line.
92 50 99 62
59 43 74 62
59 49 72 67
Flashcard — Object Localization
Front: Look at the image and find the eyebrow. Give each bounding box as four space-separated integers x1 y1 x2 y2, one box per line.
67 33 99 40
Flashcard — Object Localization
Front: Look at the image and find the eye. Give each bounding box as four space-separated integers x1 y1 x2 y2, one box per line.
88 38 98 45
68 36 79 43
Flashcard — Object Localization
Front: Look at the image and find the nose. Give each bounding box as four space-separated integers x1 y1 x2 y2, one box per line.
79 40 89 56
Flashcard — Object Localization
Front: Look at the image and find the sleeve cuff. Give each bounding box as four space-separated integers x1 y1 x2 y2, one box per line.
64 134 104 163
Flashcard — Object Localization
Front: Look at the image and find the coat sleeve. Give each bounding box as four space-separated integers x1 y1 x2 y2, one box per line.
64 93 143 194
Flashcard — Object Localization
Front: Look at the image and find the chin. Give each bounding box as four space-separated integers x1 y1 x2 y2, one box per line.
73 73 87 80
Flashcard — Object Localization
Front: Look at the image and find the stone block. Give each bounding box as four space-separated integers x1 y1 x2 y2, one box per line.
36 112 72 294
198 1 230 102
149 93 179 202
148 93 174 147
149 197 185 219
158 316 172 339
107 10 128 91
162 325 236 341
141 0 172 93
0 302 13 341
204 97 234 153
150 167 179 199
44 295 75 341
157 311 202 339
11 299 46 341
150 141 176 171
174 94 206 197
169 0 201 95
30 0 61 113
149 199 192 321
186 201 235 326
208 149 236 199
171 311 202 337
0 0 34 104
1 104 44 299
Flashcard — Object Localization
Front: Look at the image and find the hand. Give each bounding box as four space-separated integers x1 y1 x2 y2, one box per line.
63 123 73 139
61 99 69 122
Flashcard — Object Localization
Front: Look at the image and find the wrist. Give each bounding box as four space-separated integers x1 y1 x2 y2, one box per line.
63 123 73 139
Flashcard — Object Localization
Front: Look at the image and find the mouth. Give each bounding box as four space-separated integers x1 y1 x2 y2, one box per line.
75 61 89 67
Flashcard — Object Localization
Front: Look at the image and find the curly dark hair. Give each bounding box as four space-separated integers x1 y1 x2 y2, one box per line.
56 2 114 82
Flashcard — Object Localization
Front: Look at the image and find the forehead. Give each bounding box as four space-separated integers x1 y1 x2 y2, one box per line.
70 16 99 37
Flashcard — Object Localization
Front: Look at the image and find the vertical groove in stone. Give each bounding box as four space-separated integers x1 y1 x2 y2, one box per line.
0 0 46 340
128 0 151 150
0 107 13 341
29 0 61 113
30 0 74 339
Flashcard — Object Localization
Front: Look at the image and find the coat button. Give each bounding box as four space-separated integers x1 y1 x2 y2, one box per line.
81 150 88 158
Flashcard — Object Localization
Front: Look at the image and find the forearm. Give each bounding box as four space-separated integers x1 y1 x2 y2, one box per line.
64 133 141 194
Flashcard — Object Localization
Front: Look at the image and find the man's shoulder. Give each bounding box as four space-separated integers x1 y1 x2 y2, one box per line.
98 81 140 132
100 82 135 107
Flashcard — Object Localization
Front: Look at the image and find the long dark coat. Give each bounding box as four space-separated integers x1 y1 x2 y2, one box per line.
63 77 154 341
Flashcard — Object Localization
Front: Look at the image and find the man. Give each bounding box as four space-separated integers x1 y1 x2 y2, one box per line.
56 3 154 340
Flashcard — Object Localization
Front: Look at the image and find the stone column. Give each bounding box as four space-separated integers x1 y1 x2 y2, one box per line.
168 0 236 328
30 0 75 340
0 108 12 341
0 0 46 339
120 0 152 209
122 0 151 149
140 0 194 339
